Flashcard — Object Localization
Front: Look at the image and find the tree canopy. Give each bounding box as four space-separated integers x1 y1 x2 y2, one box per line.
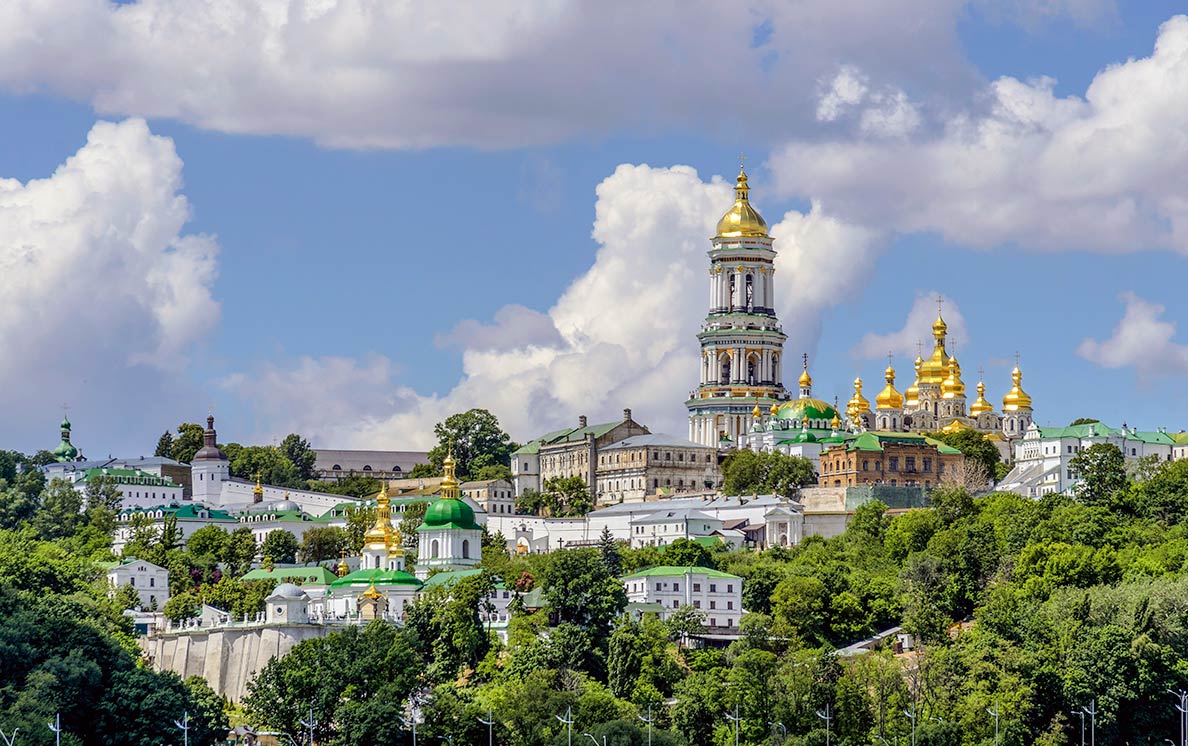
426 409 517 481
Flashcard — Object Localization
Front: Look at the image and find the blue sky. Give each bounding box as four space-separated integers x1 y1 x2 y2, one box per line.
1 1 1186 455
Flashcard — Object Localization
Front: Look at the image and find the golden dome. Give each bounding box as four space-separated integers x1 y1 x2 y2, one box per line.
1002 365 1033 411
336 556 349 577
941 419 976 434
830 413 842 430
769 403 779 416
846 377 871 419
918 312 951 385
752 404 762 418
440 446 461 500
970 380 994 416
876 364 904 410
941 355 965 399
361 582 383 601
363 483 394 546
387 528 405 557
715 166 768 239
904 355 923 408
798 363 812 388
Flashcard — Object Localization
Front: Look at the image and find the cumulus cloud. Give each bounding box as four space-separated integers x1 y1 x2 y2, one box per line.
851 293 970 361
0 0 1018 149
223 165 878 446
0 119 219 452
816 66 921 138
1077 292 1188 379
771 15 1188 252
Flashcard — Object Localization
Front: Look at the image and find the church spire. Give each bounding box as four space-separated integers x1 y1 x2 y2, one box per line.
440 444 460 501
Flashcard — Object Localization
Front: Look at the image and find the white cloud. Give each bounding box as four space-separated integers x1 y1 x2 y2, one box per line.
0 118 219 452
770 15 1188 253
1077 292 1188 379
223 165 878 446
816 66 921 138
817 66 869 122
0 0 1034 150
851 293 970 361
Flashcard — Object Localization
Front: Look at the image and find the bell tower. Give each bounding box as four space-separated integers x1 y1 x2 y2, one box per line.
686 164 790 447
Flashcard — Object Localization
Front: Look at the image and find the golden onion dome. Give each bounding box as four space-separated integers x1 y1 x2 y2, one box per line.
363 483 394 546
715 166 769 239
847 377 871 417
876 364 904 410
830 413 842 430
904 355 923 408
769 403 779 416
970 380 994 416
752 403 762 418
336 556 349 578
918 312 951 385
941 355 966 399
798 364 812 388
1002 365 1033 411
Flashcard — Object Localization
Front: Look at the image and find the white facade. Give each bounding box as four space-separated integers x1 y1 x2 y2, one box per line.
416 525 481 579
623 568 744 631
629 509 724 548
461 479 516 516
107 559 171 610
510 449 540 496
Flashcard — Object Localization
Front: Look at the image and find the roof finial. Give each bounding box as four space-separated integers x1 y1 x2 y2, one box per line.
936 294 944 315
739 152 746 173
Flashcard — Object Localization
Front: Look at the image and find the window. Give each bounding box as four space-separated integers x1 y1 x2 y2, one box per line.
693 583 701 592
727 600 733 610
462 539 470 559
727 584 733 593
709 600 716 609
431 539 440 558
862 460 868 471
362 465 372 471
332 464 342 471
710 618 716 627
672 599 679 608
905 457 915 471
923 457 932 472
709 584 717 592
655 582 662 591
129 577 135 586
889 457 899 472
149 577 155 587
693 600 701 608
673 583 680 591
665 452 671 461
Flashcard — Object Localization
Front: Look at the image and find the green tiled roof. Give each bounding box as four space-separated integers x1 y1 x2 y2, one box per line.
622 565 741 581
242 566 338 585
826 431 961 455
78 467 181 488
118 504 237 521
1036 423 1176 445
329 567 422 590
422 568 484 588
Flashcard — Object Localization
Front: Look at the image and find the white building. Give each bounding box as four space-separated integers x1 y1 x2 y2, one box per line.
629 508 728 549
113 504 240 554
1000 421 1176 497
75 466 184 509
510 438 543 496
622 566 744 632
415 453 483 579
106 558 170 610
461 478 516 516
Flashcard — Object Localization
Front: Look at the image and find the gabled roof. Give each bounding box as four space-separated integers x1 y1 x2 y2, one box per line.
77 467 181 487
1035 423 1176 445
602 433 710 450
241 566 338 585
631 508 718 525
621 565 742 580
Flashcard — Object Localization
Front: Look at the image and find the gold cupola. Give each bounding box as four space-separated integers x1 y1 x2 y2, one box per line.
715 165 769 239
904 354 923 408
876 362 904 410
1002 364 1033 411
846 376 871 422
440 447 461 500
798 364 813 390
752 403 762 418
970 379 994 416
941 355 966 399
363 482 394 547
918 309 951 386
336 555 349 578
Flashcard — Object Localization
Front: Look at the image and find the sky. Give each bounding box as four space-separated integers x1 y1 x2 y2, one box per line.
2 0 1188 457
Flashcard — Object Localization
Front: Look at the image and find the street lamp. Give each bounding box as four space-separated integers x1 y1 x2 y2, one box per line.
1072 707 1086 746
637 704 655 746
724 703 741 746
441 737 454 746
1171 688 1188 746
0 727 17 746
48 713 62 746
902 706 916 746
556 706 575 746
767 720 786 745
300 705 316 746
581 733 607 746
478 706 496 746
1081 700 1096 746
174 712 190 746
986 702 1000 746
815 704 832 746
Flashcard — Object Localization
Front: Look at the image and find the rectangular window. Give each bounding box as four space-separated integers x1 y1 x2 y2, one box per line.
149 578 154 587
129 577 135 586
905 456 915 471
710 618 716 627
673 583 679 592
889 457 899 472
655 582 661 591
727 584 733 593
862 460 869 471
923 457 932 472
693 600 701 609
672 599 679 608
693 583 701 592
709 584 717 593
709 600 716 609
727 600 733 610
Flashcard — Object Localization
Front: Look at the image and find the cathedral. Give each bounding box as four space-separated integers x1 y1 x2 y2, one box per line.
686 164 1036 461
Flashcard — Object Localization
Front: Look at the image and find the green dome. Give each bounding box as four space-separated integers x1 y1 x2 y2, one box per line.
329 567 422 590
52 439 78 461
422 498 481 531
774 398 838 422
791 429 818 443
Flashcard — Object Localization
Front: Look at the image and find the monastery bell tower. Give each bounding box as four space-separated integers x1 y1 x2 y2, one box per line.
686 164 790 447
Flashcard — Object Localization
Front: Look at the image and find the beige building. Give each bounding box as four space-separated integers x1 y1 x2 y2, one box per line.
461 478 516 515
595 434 721 504
537 410 650 487
818 432 964 488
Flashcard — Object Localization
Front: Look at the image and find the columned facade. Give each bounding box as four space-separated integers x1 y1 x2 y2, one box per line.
687 166 790 447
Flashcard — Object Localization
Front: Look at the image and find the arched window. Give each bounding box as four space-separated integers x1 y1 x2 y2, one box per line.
431 539 439 558
719 355 731 384
746 356 757 385
332 465 342 471
392 466 402 473
362 465 372 472
462 539 470 559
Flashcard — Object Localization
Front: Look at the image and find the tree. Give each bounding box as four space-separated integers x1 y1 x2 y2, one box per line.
261 529 299 564
665 604 706 641
155 430 174 458
1070 443 1128 506
474 463 513 481
186 525 229 561
427 409 516 480
169 422 206 464
598 526 622 577
399 502 427 566
344 503 377 554
230 445 302 488
721 450 815 496
223 527 259 576
301 526 348 563
515 488 548 516
543 475 592 516
306 473 382 498
1069 417 1101 426
280 433 318 481
662 538 713 568
540 548 627 642
32 478 83 540
929 429 1000 485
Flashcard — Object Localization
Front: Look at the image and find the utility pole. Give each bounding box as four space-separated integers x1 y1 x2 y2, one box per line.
174 712 190 746
478 706 495 746
556 706 574 746
637 704 655 746
986 702 1000 746
815 704 832 746
724 702 741 746
1082 700 1096 746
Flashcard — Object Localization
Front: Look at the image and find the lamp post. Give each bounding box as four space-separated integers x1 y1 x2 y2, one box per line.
902 706 916 746
478 706 495 746
556 706 574 746
1171 688 1188 746
300 704 316 746
637 704 655 746
986 702 1000 746
1081 700 1096 746
582 733 606 746
48 713 62 746
174 712 190 746
767 720 786 745
441 737 454 746
1072 708 1086 746
724 702 741 746
0 727 18 746
815 704 832 746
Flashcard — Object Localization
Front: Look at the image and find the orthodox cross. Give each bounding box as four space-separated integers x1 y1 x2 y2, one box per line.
802 352 808 370
935 294 945 314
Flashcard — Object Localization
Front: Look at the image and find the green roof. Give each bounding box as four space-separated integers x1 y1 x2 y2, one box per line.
622 565 741 581
1174 433 1188 445
329 567 422 590
825 431 961 455
118 504 237 521
691 536 725 548
1036 423 1176 445
421 497 481 531
422 568 484 588
242 566 338 585
774 398 840 422
78 467 181 488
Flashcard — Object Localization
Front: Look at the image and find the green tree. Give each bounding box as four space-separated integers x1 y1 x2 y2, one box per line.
307 473 382 498
474 463 513 481
222 527 259 576
515 488 548 516
260 529 299 564
662 538 713 568
398 502 427 563
721 450 815 496
1070 443 1128 506
543 475 592 516
929 428 1001 484
185 525 229 561
32 478 83 540
1069 417 1100 426
427 409 516 480
154 430 174 458
170 422 206 464
280 433 318 481
344 503 377 554
540 548 627 650
599 526 622 577
721 449 765 495
230 445 302 488
301 526 348 563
